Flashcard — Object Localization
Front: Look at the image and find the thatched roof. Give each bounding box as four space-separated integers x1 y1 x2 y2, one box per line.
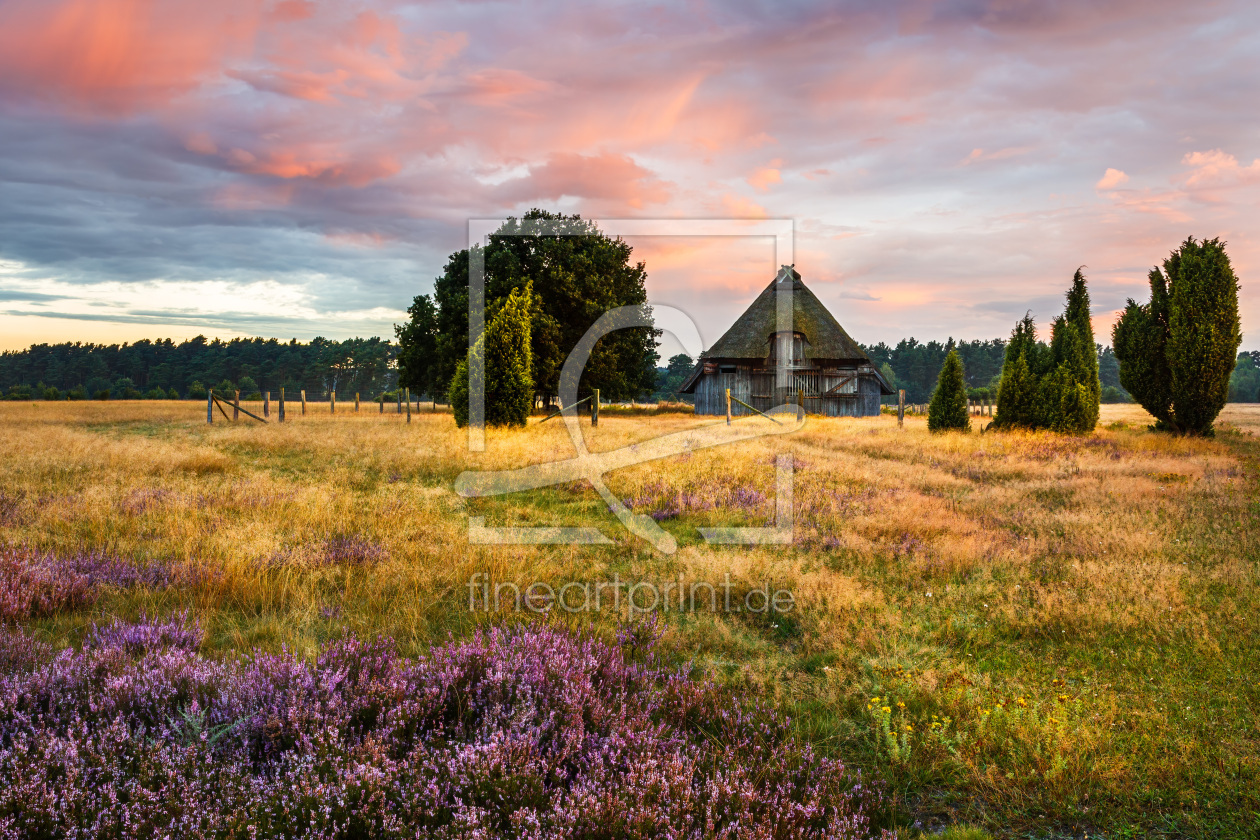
702 266 869 361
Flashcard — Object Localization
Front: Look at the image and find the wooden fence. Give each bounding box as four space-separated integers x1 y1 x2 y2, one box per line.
206 388 447 424
892 390 994 428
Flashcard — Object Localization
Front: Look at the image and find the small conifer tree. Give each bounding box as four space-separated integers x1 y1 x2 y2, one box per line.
451 283 534 429
994 315 1040 428
928 350 970 432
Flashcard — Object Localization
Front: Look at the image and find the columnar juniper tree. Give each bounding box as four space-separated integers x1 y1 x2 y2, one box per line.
450 284 534 428
1044 268 1100 433
993 270 1101 433
993 314 1043 429
928 350 970 432
1113 237 1242 434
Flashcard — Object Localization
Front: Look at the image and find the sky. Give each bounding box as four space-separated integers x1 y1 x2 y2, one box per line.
1 0 1258 355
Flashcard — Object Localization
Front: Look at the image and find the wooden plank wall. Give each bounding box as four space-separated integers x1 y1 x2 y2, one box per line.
692 366 882 417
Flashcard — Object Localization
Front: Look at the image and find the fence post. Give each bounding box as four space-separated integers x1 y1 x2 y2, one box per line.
725 388 731 425
592 388 599 427
898 389 905 428
207 389 213 424
301 390 306 415
279 388 285 423
355 392 360 412
405 388 411 423
797 388 804 420
233 391 240 421
264 391 270 419
379 394 384 414
331 391 336 414
397 390 402 414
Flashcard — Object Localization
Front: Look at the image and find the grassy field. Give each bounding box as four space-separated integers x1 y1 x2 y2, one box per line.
2 399 1258 838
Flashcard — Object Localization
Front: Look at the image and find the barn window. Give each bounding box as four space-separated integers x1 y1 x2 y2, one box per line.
719 365 737 374
769 331 808 367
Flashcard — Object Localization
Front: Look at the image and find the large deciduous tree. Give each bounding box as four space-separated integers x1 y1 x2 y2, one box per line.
1113 237 1241 434
396 211 659 411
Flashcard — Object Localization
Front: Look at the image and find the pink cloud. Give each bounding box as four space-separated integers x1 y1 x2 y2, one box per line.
269 0 314 24
960 146 1036 166
718 193 768 219
747 160 783 192
495 152 672 208
1096 168 1130 190
0 0 261 113
231 150 402 187
1180 149 1260 189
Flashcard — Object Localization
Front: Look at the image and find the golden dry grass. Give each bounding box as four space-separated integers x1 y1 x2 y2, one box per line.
1 399 1258 837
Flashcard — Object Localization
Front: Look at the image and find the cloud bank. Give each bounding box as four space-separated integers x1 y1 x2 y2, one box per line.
1 0 1258 350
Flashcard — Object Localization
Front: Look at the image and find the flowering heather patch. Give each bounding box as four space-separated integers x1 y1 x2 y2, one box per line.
118 487 174 515
624 480 768 522
0 621 888 839
264 535 386 569
0 546 173 621
0 626 49 674
321 534 387 565
85 611 203 656
0 490 24 526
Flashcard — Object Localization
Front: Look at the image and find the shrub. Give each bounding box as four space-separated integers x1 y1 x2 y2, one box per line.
112 377 142 399
167 387 181 400
928 350 970 432
1101 385 1131 404
187 381 208 400
67 385 87 401
145 387 167 400
1114 237 1242 434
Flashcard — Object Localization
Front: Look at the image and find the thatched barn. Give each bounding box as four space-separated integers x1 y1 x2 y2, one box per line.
680 266 893 417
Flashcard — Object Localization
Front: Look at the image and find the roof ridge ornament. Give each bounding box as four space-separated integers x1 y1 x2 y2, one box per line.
775 264 796 285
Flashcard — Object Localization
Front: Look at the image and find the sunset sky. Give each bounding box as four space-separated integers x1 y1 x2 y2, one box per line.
1 0 1257 354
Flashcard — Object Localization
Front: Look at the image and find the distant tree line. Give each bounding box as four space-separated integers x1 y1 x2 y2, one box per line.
860 336 1136 405
0 336 395 401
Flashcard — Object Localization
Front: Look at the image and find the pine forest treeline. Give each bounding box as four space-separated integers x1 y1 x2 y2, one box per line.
6 335 1254 403
0 336 395 400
